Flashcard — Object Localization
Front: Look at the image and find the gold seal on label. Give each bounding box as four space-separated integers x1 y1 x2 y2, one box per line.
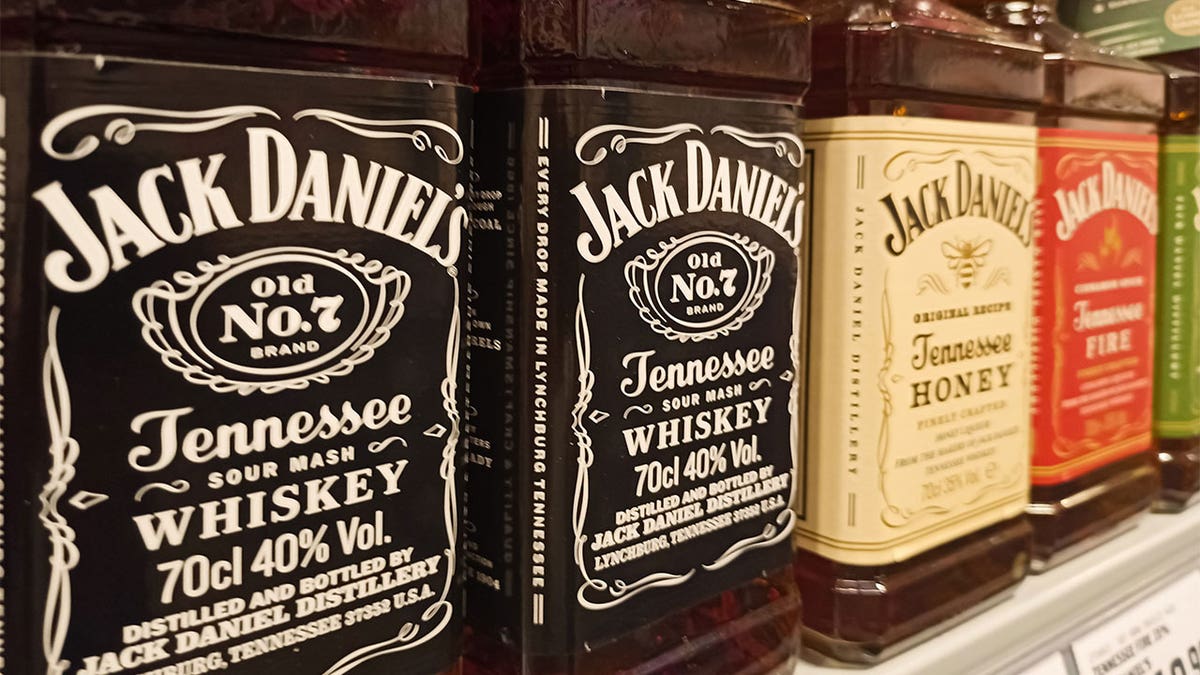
1165 0 1200 36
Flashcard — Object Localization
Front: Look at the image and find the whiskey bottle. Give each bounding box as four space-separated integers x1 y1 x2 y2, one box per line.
795 0 1041 662
465 0 810 672
1152 60 1200 512
0 2 472 673
982 0 1165 570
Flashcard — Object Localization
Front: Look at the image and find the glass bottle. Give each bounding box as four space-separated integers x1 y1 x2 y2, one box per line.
982 0 1165 570
1151 60 1200 512
464 1 809 673
1146 50 1200 72
794 0 1042 663
1 3 471 674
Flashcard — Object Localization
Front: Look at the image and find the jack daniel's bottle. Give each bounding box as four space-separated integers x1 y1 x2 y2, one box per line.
464 1 809 672
979 0 1165 570
1152 61 1200 512
1 3 472 674
795 0 1040 662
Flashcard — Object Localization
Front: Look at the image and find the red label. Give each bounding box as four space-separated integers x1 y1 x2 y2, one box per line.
1032 129 1158 485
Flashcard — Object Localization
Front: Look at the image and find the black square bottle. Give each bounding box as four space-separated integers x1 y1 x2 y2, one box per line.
1 3 473 674
464 1 810 673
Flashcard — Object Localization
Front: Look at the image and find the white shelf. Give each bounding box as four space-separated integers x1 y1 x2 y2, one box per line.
794 508 1200 675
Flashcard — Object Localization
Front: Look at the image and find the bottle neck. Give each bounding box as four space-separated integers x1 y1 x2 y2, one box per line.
985 0 1058 26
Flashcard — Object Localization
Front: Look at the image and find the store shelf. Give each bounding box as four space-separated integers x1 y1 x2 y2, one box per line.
794 508 1200 675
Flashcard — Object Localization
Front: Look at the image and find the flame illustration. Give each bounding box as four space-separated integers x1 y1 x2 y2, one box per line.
1099 218 1124 263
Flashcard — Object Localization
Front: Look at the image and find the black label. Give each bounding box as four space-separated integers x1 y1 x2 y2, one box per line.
467 88 808 653
1 54 467 674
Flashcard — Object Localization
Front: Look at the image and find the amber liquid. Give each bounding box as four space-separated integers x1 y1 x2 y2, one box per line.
467 569 799 675
5 0 474 80
467 2 807 674
796 0 1041 663
984 2 1165 568
1 3 471 674
1147 49 1200 73
1157 437 1200 511
1027 453 1157 563
1150 53 1200 512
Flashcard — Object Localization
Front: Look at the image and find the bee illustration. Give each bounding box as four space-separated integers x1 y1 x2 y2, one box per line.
942 238 992 289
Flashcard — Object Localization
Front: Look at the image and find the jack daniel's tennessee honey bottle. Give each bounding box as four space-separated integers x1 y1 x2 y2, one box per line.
1 3 472 673
980 0 1165 570
795 0 1041 662
464 0 810 672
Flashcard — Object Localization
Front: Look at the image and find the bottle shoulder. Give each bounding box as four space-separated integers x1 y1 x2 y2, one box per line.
1162 64 1200 134
807 0 1046 114
992 17 1165 120
2 1 476 82
478 0 810 99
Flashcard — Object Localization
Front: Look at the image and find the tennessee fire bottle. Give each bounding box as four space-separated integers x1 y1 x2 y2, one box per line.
464 1 809 673
981 0 1165 570
795 0 1041 662
1 3 472 674
1152 61 1200 512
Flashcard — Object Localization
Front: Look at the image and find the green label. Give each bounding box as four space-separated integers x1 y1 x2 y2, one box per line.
1062 0 1200 57
1156 135 1200 437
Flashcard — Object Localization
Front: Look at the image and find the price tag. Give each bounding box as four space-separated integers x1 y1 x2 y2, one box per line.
1072 571 1200 675
1021 653 1071 675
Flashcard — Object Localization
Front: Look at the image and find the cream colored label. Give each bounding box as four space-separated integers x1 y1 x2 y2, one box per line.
794 116 1034 565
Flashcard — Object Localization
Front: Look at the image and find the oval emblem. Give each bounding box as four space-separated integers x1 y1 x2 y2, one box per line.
1165 0 1200 35
134 247 411 395
625 231 774 342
